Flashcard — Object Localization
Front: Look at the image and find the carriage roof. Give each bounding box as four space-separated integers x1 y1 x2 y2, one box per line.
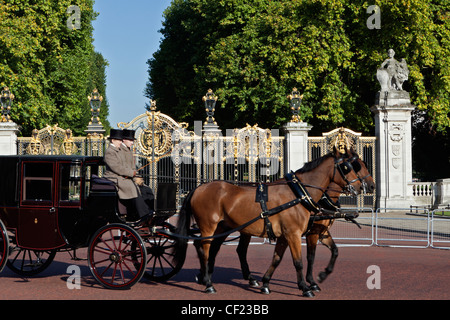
0 155 104 162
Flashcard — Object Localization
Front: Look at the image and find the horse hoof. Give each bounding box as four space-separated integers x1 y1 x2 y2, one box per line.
260 287 271 295
249 279 260 288
317 272 327 283
309 284 321 292
302 290 315 298
205 286 217 294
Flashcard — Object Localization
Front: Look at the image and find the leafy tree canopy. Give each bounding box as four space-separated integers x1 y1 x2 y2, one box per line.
0 0 110 135
146 0 450 135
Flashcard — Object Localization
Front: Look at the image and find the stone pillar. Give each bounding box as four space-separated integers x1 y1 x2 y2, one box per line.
371 49 416 209
202 122 222 181
0 122 19 155
435 178 450 208
371 100 415 208
201 89 222 180
283 121 312 172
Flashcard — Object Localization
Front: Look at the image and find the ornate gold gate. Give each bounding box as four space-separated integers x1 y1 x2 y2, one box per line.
17 124 105 156
118 102 285 210
308 127 376 208
118 101 195 207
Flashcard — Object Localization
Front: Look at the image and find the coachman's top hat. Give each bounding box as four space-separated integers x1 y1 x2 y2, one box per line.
122 129 136 141
108 128 123 140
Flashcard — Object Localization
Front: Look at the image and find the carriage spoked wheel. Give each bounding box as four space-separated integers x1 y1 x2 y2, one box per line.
6 239 56 277
0 219 9 273
141 222 185 282
88 223 147 290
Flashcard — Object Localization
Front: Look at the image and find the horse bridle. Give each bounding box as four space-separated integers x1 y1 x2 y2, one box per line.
347 155 371 194
333 157 360 196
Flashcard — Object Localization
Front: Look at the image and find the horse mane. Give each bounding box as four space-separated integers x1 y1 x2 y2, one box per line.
295 152 334 174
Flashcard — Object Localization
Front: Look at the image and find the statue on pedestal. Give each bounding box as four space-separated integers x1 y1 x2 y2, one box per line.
371 49 416 208
377 49 409 92
375 49 411 106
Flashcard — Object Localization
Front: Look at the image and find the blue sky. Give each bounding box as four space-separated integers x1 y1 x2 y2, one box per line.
92 0 173 128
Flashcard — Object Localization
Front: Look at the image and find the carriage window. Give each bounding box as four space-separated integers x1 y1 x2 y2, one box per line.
84 163 107 197
22 162 53 203
84 165 92 197
59 163 81 204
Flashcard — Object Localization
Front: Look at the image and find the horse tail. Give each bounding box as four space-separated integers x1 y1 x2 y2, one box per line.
173 188 195 265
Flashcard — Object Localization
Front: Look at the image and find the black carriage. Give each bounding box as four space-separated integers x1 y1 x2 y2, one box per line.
0 155 184 289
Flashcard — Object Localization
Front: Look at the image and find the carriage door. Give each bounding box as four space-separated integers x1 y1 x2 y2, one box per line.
57 161 83 245
18 161 65 250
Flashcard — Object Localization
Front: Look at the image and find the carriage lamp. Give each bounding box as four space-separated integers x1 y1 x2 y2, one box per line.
0 87 14 122
203 89 218 125
287 87 303 123
88 88 103 126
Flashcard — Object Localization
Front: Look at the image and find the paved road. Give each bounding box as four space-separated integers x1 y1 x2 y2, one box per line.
1 242 448 303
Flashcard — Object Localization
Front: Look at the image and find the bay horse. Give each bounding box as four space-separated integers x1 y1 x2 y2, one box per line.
305 150 375 293
229 149 375 295
175 148 362 297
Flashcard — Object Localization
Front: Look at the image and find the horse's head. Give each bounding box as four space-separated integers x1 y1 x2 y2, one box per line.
344 148 375 194
331 147 362 196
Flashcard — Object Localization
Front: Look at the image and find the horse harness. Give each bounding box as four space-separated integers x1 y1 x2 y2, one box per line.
255 172 322 241
162 157 361 242
256 157 361 241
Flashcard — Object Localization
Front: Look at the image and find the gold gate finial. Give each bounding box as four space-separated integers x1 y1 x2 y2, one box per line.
149 99 157 111
332 127 352 154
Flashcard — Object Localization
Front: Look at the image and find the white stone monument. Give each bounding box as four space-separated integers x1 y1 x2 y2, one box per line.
371 49 415 208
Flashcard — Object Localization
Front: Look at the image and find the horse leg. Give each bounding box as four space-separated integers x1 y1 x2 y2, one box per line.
194 222 230 293
193 239 216 293
260 236 288 294
194 237 224 283
193 239 206 284
317 231 339 283
203 235 227 289
236 234 259 287
287 234 314 298
305 233 321 292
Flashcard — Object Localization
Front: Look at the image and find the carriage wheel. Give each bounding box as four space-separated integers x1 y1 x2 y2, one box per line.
6 244 56 277
88 223 147 290
0 220 9 273
143 222 185 282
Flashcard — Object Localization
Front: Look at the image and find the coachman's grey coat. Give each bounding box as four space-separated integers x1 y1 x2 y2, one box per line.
103 143 139 199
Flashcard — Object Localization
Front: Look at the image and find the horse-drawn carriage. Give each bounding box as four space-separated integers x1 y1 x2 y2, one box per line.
0 155 184 289
0 150 372 296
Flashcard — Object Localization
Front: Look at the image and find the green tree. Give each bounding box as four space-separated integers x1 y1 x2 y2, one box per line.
145 0 211 125
0 0 110 135
146 0 450 136
412 109 450 180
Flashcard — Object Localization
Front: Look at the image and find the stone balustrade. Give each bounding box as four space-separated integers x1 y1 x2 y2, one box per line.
408 179 450 208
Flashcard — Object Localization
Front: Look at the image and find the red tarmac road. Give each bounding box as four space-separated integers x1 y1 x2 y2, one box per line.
1 242 448 302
